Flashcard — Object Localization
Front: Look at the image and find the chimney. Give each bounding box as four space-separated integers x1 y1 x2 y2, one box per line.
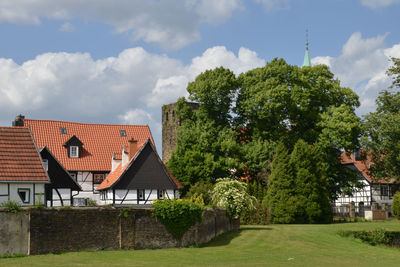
12 114 25 127
128 138 139 160
111 152 121 172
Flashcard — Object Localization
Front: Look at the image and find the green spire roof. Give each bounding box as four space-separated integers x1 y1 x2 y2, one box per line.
302 30 311 67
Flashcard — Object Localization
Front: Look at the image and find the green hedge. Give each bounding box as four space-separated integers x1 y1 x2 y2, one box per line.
152 199 204 239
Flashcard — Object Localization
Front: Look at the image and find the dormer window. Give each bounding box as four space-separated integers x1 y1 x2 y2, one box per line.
63 135 83 158
70 146 79 158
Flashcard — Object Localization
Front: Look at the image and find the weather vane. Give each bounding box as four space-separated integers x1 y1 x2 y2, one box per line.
306 29 309 50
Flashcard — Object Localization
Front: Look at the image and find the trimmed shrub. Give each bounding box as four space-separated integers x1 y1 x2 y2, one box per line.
185 181 213 205
152 199 204 239
392 192 400 219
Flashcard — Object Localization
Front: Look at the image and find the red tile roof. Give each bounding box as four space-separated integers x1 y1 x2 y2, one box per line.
0 127 49 182
21 119 154 172
340 152 396 184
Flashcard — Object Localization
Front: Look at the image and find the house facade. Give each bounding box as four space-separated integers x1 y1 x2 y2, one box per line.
335 152 399 212
0 127 50 206
40 147 82 206
14 115 155 205
97 138 183 205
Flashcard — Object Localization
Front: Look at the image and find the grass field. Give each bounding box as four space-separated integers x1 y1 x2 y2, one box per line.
2 220 400 267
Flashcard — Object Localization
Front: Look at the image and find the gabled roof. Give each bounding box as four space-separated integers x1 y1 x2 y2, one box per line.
97 139 183 190
340 152 397 184
21 119 154 171
40 147 82 191
63 135 83 147
0 127 49 183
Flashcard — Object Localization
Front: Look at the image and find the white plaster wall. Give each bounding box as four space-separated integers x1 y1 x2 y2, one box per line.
51 188 71 206
0 184 8 204
335 179 371 206
6 183 45 206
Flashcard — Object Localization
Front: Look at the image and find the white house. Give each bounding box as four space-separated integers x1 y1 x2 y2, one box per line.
97 138 182 205
335 152 399 213
0 127 49 206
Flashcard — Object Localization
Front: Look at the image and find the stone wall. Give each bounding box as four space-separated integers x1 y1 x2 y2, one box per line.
0 207 238 255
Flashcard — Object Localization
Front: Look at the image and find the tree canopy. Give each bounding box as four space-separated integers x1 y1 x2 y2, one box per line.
362 58 400 180
168 59 362 199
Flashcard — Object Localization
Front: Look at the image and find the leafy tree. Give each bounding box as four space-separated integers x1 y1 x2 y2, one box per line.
362 58 400 180
167 109 240 192
187 67 238 127
185 181 214 205
212 178 256 219
392 192 400 220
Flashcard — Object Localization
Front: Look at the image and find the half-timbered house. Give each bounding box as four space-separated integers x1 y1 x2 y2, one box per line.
97 138 183 205
335 151 399 213
0 127 50 206
13 115 154 205
39 147 82 206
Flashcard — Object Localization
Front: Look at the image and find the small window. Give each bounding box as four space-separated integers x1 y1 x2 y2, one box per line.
172 110 175 118
166 112 169 121
120 130 126 137
18 188 30 203
42 159 48 171
93 173 105 184
381 186 389 196
60 127 67 134
138 189 145 201
158 190 165 200
70 146 79 158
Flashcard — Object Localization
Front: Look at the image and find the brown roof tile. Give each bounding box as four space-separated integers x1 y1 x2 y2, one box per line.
0 127 49 182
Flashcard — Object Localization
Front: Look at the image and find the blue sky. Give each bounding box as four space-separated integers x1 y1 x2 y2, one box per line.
0 0 399 152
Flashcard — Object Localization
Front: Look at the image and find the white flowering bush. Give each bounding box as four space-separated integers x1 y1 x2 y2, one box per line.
212 178 256 219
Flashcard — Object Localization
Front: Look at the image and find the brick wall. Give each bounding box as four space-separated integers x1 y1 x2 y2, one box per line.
0 207 238 255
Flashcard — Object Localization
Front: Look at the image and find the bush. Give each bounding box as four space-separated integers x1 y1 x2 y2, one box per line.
240 196 269 225
212 178 256 219
340 229 400 246
185 181 213 205
152 199 204 239
1 200 21 213
86 199 98 206
392 192 400 219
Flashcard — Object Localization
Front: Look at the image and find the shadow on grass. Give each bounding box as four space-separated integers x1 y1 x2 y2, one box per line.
200 227 273 248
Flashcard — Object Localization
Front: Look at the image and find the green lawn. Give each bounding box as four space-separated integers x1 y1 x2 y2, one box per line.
2 220 400 267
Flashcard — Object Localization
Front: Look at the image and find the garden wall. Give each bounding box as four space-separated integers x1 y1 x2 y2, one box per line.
0 207 239 255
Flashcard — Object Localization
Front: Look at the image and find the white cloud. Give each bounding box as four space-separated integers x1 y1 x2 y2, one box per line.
0 0 242 49
0 45 264 150
311 32 400 115
361 0 400 8
59 22 75 32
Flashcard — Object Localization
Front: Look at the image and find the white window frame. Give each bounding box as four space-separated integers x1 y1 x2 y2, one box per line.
138 189 145 201
158 190 165 200
42 159 48 171
70 146 79 158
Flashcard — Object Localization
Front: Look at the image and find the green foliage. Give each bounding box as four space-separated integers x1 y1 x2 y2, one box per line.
187 67 238 127
362 89 400 180
387 57 400 88
86 199 98 206
267 140 332 224
212 178 256 219
152 199 204 239
1 200 21 213
188 193 205 206
185 181 213 205
392 192 400 219
240 196 269 225
167 117 240 191
119 207 132 218
34 193 44 208
247 180 267 201
340 229 400 246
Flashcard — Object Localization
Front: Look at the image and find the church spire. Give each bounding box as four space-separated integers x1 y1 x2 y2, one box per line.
303 29 311 67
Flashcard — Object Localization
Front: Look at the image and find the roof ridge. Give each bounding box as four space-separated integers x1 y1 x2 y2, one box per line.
23 118 149 127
